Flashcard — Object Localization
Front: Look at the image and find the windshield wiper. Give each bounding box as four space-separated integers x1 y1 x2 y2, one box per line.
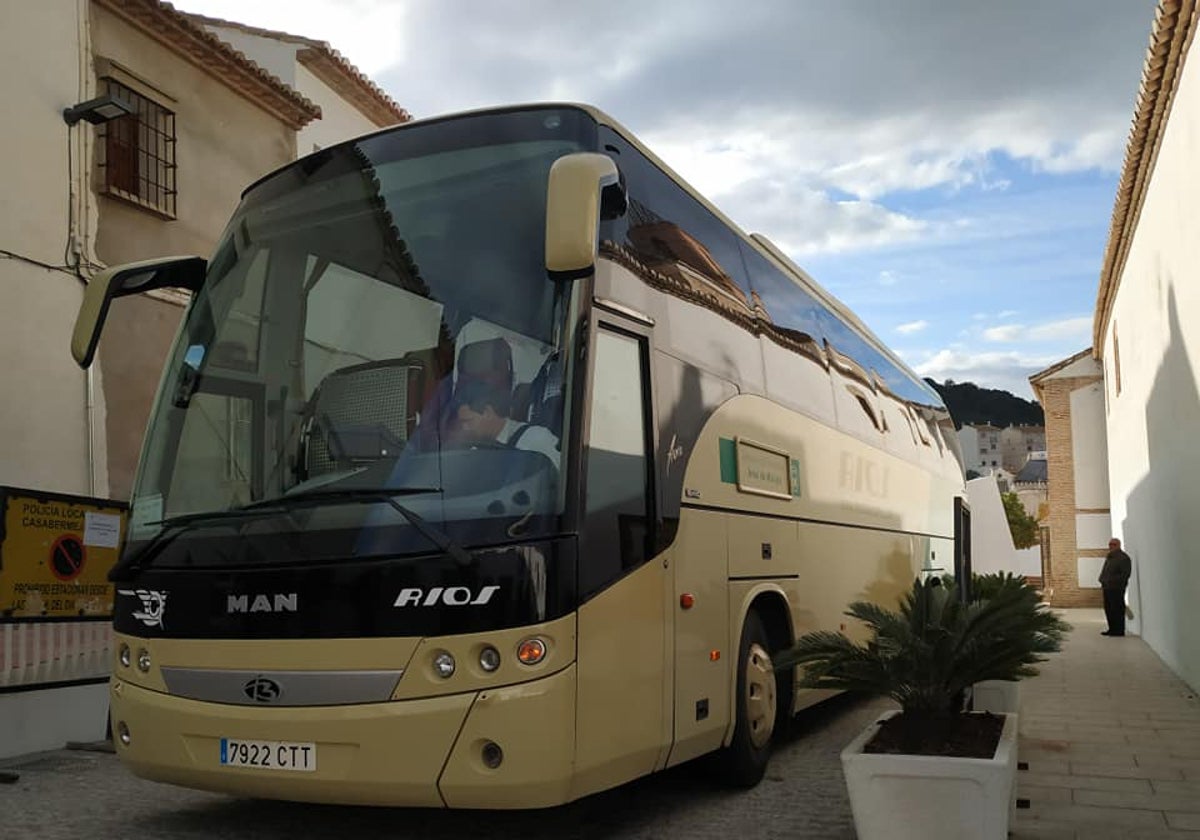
108 505 298 582
241 488 472 567
108 487 464 582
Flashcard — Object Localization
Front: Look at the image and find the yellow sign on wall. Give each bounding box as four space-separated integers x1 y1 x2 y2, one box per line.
0 487 128 619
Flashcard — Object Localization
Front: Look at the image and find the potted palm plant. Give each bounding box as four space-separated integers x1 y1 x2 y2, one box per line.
776 575 1067 840
965 572 1061 715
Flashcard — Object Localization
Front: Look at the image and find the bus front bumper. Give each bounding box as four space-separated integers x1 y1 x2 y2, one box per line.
109 665 577 808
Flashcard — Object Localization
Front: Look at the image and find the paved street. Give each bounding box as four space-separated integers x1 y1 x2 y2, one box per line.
9 609 1200 839
1012 609 1200 839
1 692 890 840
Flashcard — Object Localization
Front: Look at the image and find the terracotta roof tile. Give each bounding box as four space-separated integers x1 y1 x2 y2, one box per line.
94 0 321 129
182 11 411 127
1094 0 1198 352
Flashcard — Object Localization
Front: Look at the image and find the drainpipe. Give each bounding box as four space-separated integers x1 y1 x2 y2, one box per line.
73 0 100 498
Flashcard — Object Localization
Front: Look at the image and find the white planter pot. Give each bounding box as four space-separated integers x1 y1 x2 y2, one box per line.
973 680 1021 714
840 710 1018 840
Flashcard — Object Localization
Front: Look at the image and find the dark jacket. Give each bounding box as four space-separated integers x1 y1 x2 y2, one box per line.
1099 549 1132 589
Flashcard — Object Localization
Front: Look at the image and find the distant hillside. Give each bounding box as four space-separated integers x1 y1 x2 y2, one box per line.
924 379 1045 429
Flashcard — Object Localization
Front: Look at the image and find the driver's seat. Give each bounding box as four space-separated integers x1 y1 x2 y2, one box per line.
409 337 514 451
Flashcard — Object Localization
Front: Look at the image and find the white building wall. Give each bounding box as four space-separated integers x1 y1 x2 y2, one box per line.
1070 382 1109 509
1101 28 1200 689
203 25 298 85
0 0 108 497
294 63 382 152
965 476 1038 577
0 0 114 759
957 426 981 473
195 24 386 155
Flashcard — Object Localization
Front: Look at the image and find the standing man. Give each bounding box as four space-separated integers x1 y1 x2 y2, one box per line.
1099 537 1132 637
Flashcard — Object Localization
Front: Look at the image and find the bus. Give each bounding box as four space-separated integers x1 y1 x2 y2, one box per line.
72 103 965 808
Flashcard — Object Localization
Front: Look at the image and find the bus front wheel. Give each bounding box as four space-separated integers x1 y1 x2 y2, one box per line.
714 611 777 787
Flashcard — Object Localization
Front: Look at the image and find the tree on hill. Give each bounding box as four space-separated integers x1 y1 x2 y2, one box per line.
925 379 1045 429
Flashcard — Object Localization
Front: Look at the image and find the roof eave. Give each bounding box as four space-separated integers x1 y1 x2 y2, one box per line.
296 46 411 127
94 0 322 130
1094 0 1198 356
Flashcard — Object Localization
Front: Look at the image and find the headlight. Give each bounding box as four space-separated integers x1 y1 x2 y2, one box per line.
479 646 501 672
118 644 131 668
433 652 456 678
136 649 151 673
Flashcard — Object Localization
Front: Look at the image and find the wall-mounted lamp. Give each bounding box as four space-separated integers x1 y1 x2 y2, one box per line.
63 94 135 126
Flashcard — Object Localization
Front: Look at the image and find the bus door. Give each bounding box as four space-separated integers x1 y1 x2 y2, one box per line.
571 309 671 795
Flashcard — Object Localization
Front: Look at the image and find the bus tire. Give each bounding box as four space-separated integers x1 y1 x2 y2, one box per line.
715 610 777 787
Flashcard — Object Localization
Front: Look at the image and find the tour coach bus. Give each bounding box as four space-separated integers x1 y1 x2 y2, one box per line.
72 103 965 808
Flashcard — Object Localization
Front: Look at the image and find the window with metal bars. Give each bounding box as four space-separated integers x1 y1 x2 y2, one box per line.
97 77 176 217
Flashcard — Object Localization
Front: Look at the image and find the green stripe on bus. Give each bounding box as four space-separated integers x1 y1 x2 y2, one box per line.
719 438 737 483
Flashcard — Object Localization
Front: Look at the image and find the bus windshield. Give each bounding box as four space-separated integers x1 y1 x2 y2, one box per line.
126 108 597 565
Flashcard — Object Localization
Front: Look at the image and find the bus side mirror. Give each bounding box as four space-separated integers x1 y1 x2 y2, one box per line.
71 256 206 368
545 153 621 281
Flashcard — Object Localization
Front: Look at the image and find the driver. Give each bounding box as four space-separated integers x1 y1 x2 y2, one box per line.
453 380 560 466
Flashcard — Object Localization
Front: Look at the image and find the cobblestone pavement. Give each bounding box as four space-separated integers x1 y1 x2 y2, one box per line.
2 693 891 840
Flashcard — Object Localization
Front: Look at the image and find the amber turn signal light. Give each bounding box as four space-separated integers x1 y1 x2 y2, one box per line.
516 638 547 665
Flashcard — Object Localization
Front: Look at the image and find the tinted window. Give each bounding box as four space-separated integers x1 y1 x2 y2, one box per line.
599 127 751 312
741 241 934 406
581 329 652 597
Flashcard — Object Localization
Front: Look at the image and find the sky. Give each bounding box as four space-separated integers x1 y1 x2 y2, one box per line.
175 0 1157 399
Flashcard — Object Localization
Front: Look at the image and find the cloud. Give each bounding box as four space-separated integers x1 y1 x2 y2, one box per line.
175 1 1151 204
982 316 1092 343
325 0 1149 201
879 270 898 286
896 320 929 335
984 325 1024 342
694 174 930 256
1027 317 1093 341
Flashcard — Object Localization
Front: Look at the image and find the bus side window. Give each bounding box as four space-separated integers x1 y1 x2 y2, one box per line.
580 328 653 599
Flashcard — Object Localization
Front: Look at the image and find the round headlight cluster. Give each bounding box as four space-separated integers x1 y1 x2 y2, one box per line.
433 651 456 679
136 648 151 673
118 644 131 668
479 646 501 673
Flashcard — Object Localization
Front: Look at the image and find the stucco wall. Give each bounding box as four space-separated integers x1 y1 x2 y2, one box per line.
0 1 107 496
295 63 382 152
1101 30 1200 691
90 6 297 499
1070 383 1110 509
964 476 1041 577
205 25 299 86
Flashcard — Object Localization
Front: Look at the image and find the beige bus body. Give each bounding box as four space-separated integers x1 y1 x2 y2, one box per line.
102 104 964 808
109 382 959 808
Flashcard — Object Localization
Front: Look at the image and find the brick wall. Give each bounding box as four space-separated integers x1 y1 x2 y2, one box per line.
1041 375 1104 608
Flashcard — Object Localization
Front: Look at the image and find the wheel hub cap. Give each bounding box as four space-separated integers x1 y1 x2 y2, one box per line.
745 642 777 749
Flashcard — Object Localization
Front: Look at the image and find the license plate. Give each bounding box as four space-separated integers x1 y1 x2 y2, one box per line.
219 738 316 772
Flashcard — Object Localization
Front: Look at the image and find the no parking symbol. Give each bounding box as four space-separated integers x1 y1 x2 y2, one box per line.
49 534 87 582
